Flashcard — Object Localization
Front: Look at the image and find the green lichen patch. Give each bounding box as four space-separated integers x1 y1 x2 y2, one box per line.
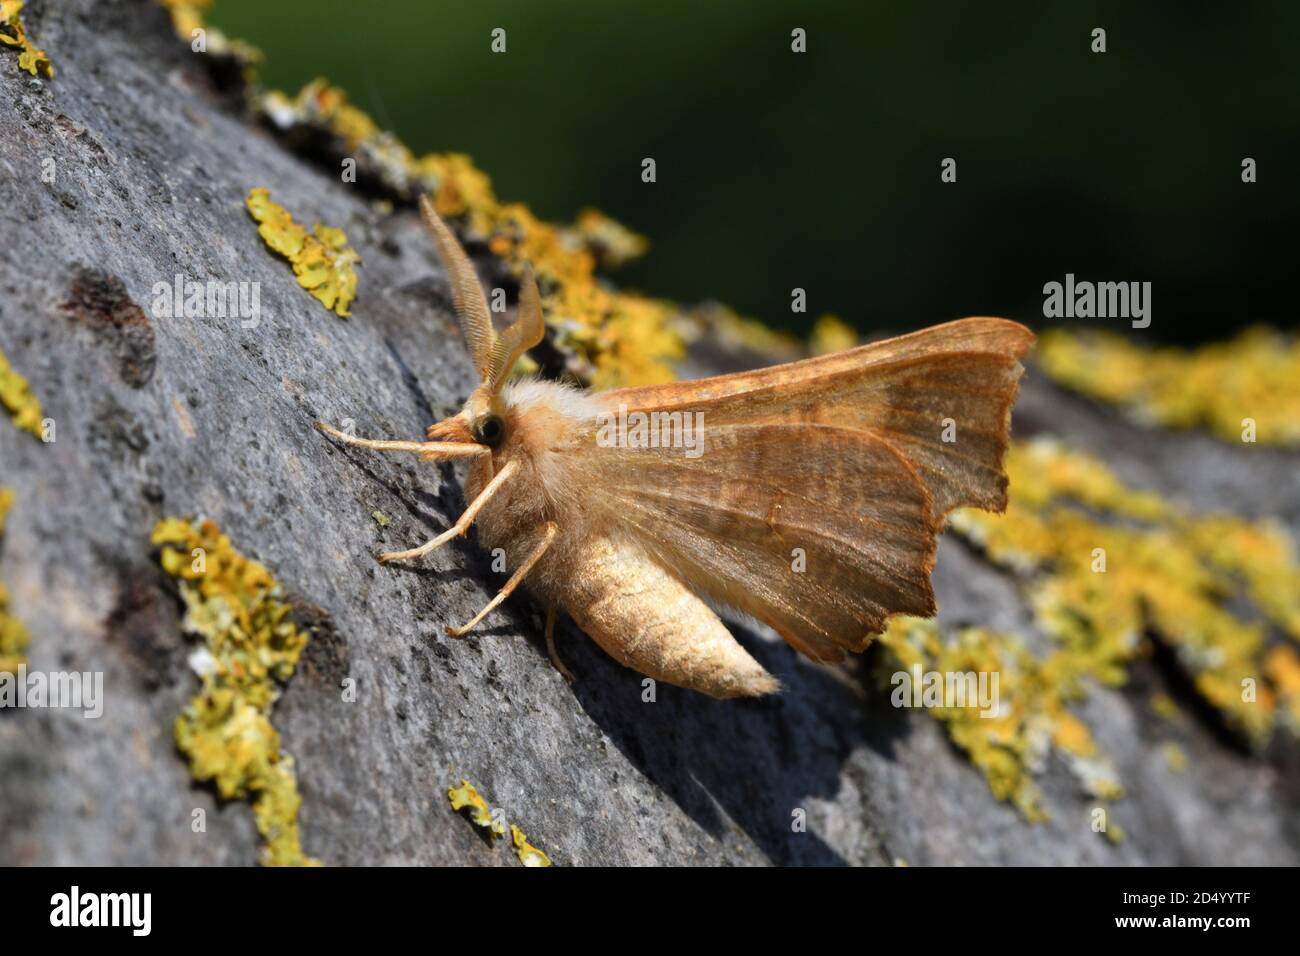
152 517 320 866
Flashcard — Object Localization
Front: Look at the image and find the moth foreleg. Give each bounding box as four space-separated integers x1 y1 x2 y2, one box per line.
544 605 575 684
378 459 519 564
315 421 487 461
446 521 558 637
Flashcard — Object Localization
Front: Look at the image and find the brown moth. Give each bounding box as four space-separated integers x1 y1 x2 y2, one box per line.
316 197 1035 698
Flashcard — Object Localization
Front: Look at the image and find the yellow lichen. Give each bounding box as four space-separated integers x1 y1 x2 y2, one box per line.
447 779 504 840
0 347 43 439
687 300 803 363
1150 692 1179 722
1037 327 1300 446
878 617 1121 822
1161 743 1188 772
156 0 262 68
262 80 384 155
0 0 53 78
0 488 28 676
157 0 210 39
510 824 553 867
448 780 553 864
257 81 687 387
152 517 319 867
1264 644 1300 734
808 314 859 355
246 188 359 318
572 208 649 270
881 437 1300 822
952 439 1300 750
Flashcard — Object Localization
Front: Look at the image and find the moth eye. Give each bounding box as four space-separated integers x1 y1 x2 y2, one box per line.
472 413 506 448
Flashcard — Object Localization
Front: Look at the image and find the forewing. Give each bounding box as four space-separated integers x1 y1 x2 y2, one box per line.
603 317 1034 521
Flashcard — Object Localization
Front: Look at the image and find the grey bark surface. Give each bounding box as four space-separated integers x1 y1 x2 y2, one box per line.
1 0 1296 865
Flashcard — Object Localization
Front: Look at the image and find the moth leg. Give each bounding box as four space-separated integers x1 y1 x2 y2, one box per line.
378 459 519 564
447 522 558 637
544 605 575 684
315 421 487 461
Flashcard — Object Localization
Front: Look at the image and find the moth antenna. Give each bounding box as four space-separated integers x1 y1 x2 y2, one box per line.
419 195 496 380
485 264 546 393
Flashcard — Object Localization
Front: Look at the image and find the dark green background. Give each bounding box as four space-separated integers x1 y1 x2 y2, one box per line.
212 1 1299 341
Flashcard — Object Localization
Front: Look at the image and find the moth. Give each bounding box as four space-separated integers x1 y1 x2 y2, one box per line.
317 197 1034 698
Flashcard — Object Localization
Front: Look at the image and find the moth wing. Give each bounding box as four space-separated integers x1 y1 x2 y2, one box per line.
579 316 1034 658
580 421 938 661
602 317 1035 522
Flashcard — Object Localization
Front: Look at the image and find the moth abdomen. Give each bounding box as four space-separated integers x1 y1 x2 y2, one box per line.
560 535 779 698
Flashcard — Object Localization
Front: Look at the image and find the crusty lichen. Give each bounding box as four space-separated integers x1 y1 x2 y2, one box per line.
878 616 1122 823
0 347 44 439
152 517 320 866
0 488 28 676
0 0 53 78
1264 644 1300 735
447 778 503 840
878 438 1300 824
808 314 859 356
156 0 261 71
448 779 554 865
157 0 216 41
952 439 1300 750
246 188 359 318
510 824 552 867
1037 327 1300 446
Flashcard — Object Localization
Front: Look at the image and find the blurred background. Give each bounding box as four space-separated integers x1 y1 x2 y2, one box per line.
212 0 1299 342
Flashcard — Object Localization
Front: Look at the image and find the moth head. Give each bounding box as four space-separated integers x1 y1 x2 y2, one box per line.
419 195 546 452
